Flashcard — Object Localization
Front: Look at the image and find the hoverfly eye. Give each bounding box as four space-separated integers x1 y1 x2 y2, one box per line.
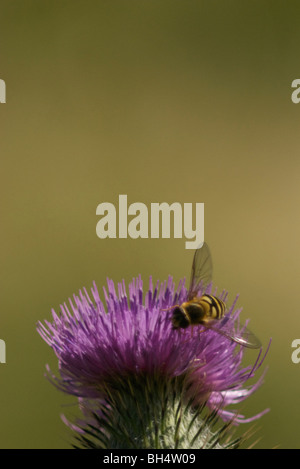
172 306 190 329
172 307 184 321
171 307 182 327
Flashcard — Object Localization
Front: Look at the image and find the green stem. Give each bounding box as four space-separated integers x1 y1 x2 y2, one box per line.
74 374 242 449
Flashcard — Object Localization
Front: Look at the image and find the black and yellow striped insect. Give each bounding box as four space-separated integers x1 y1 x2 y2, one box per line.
170 243 261 349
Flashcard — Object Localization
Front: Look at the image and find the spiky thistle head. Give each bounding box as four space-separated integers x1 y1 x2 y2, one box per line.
37 276 270 449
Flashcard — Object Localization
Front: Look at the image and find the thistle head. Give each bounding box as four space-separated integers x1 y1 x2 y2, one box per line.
37 276 270 448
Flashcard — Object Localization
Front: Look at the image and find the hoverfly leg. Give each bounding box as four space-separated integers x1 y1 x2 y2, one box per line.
161 304 179 313
180 326 199 345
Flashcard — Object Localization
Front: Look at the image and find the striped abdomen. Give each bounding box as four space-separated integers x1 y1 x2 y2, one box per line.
196 294 226 322
171 294 226 330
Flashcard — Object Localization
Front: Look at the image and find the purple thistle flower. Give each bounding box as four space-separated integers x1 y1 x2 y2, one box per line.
37 276 270 448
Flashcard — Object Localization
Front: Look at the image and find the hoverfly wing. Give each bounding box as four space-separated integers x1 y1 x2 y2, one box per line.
188 242 213 300
201 316 262 349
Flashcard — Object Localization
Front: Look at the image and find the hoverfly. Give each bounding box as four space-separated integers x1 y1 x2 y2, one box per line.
170 243 261 349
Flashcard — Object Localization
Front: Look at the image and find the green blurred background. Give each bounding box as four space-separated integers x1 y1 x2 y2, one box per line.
1 0 300 448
